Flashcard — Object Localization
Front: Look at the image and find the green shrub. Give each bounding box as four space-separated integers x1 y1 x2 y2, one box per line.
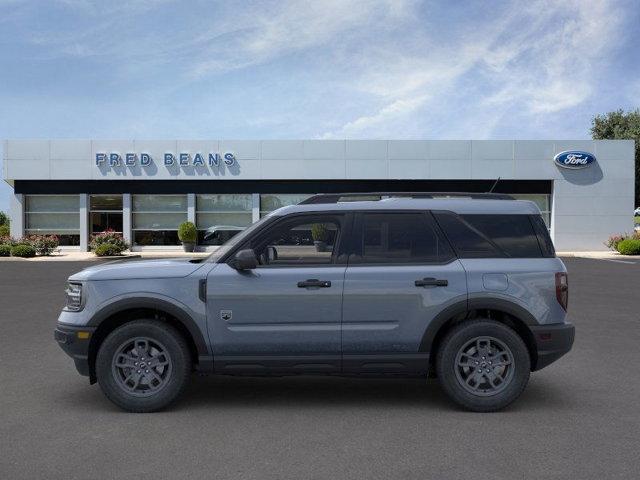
616 238 640 255
10 244 36 258
0 224 9 237
94 243 125 257
26 234 59 255
178 221 197 243
90 230 129 252
0 244 10 256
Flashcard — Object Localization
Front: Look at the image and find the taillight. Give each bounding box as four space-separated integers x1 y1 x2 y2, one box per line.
555 272 568 311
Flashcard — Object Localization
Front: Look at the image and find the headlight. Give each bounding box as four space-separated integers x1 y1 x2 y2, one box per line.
65 282 83 311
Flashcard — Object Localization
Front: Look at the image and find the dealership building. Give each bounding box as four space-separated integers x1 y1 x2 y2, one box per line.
2 139 635 251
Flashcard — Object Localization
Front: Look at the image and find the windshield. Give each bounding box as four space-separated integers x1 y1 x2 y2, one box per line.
205 214 274 263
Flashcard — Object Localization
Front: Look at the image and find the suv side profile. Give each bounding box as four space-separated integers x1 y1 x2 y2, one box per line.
55 193 574 412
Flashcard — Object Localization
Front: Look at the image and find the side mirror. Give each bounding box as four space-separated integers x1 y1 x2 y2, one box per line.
231 249 258 270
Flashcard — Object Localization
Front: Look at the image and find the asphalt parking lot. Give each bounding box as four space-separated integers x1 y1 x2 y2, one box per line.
1 257 639 479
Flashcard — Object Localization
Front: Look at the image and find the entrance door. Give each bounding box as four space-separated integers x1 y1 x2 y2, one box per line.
207 213 349 374
90 195 123 235
341 211 468 374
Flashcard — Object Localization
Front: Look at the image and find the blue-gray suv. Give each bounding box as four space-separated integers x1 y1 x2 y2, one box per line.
55 193 574 412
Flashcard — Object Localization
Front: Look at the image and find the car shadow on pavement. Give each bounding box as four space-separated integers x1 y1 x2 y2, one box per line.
57 373 570 413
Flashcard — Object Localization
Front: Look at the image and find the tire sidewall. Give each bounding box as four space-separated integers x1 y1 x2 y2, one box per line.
96 320 191 412
437 320 530 412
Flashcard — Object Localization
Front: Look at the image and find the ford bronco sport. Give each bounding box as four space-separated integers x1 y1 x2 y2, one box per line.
55 193 574 412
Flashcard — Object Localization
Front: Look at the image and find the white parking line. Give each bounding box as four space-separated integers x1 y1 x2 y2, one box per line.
598 258 637 265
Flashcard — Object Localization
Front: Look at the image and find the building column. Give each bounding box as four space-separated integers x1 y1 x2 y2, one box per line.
252 193 260 222
79 194 89 251
123 194 132 246
10 193 24 239
187 193 196 224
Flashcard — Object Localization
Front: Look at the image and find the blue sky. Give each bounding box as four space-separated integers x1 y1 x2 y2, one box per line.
1 0 639 212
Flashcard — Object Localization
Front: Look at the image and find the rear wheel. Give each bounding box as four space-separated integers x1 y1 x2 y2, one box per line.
436 319 530 412
96 320 191 412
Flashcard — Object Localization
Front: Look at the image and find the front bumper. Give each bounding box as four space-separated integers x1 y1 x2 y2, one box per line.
530 322 575 371
54 324 96 377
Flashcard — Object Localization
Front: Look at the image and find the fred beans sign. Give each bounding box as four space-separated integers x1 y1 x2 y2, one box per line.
95 152 236 168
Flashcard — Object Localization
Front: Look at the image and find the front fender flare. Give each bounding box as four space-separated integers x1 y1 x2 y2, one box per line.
88 295 210 357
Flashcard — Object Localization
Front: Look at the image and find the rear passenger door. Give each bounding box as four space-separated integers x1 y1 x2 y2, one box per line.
341 211 467 375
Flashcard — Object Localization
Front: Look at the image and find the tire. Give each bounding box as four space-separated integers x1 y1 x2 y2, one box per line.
436 319 530 412
96 320 192 412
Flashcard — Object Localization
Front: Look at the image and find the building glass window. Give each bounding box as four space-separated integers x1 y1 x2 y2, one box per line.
196 194 252 245
511 194 551 227
90 195 123 235
260 194 312 218
132 195 187 246
25 195 80 246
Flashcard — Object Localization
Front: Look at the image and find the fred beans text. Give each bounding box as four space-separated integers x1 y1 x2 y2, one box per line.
95 152 236 167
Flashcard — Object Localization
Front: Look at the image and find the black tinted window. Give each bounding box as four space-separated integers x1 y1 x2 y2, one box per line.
530 214 555 257
462 215 542 258
434 212 545 258
353 213 453 264
433 212 501 258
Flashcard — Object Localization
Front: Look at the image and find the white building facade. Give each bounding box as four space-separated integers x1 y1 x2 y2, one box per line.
2 139 635 251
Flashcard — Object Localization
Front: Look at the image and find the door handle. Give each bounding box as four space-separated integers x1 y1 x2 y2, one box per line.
415 277 448 287
297 279 332 288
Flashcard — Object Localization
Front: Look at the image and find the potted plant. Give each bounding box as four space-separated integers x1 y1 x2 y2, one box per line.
311 223 328 252
178 221 197 252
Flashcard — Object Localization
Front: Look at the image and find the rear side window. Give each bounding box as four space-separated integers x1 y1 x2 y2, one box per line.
351 212 454 264
434 212 545 258
530 214 556 257
432 212 501 258
462 215 542 258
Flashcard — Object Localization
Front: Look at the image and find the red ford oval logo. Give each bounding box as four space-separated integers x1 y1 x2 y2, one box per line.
554 150 595 169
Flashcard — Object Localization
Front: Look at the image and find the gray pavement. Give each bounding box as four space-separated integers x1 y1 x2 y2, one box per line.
0 258 639 479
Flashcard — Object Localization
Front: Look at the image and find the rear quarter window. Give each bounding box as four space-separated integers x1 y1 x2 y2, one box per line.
433 212 547 258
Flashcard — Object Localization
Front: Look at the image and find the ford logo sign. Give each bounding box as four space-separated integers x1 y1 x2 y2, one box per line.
554 150 595 169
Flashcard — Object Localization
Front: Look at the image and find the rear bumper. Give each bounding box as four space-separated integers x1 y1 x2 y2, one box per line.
530 322 575 371
54 324 96 377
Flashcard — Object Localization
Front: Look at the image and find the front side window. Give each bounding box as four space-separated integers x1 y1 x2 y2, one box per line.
196 194 252 245
132 195 187 246
352 212 454 264
243 214 343 266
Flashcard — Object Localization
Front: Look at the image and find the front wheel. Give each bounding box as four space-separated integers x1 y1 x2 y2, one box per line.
96 320 192 412
436 319 530 412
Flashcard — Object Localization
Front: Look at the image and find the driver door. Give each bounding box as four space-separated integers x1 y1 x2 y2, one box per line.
206 212 350 374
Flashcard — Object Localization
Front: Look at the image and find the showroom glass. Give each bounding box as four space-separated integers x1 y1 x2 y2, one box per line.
25 195 80 246
510 194 551 227
352 212 453 264
259 194 312 218
196 194 252 245
132 195 187 246
248 215 342 265
90 195 123 235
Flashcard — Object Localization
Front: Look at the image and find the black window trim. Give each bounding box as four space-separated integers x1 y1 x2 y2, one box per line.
347 210 457 267
225 211 352 268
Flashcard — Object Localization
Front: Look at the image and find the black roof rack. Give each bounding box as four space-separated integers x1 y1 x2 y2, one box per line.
299 192 514 205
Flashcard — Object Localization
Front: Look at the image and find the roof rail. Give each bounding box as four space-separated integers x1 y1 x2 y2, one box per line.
299 192 514 204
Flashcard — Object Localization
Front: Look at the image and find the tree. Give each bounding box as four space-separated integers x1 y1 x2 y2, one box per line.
0 211 9 226
590 109 640 206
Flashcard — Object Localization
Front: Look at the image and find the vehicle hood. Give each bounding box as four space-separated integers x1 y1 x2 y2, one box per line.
68 258 204 281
